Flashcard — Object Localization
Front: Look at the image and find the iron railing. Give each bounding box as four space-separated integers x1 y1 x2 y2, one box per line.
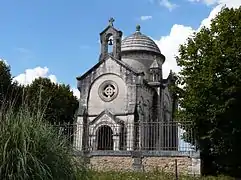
53 121 196 153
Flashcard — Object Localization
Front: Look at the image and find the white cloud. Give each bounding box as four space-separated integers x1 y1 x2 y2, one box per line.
155 25 194 78
13 66 57 86
15 47 34 61
187 0 219 5
149 0 177 11
13 66 80 99
159 0 178 11
199 0 241 29
15 47 32 54
48 74 58 83
155 0 241 78
71 88 80 99
0 58 9 66
140 16 153 21
188 0 241 6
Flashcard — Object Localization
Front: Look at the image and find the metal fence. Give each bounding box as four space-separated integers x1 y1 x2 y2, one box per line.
53 121 196 153
53 120 200 176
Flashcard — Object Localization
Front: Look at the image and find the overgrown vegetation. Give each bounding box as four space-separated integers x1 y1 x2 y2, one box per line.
0 60 83 179
0 60 79 125
0 101 88 180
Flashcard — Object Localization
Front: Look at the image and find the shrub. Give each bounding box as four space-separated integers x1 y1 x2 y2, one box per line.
0 103 87 180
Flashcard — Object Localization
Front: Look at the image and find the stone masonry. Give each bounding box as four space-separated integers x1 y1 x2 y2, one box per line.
73 18 201 175
87 156 200 175
75 18 178 152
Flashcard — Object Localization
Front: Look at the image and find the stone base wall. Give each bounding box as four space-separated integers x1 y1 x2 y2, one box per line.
143 157 191 174
88 156 200 175
90 156 132 171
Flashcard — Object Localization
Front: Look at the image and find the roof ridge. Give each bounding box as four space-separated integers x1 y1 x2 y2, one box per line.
76 55 142 81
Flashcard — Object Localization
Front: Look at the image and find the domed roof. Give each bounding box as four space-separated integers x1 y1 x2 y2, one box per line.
121 25 161 54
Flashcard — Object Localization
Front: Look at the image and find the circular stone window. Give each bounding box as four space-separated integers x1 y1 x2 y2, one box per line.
98 80 118 102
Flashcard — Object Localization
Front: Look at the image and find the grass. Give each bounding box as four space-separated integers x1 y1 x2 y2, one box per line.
0 94 235 179
0 102 88 180
0 102 234 180
88 170 234 180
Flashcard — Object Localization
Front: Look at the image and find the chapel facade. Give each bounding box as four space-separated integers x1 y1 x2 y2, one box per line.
74 19 178 151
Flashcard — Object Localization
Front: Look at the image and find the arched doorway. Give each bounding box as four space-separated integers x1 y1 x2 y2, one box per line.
97 125 113 150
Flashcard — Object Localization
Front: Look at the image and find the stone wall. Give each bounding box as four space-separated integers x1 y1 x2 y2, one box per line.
87 156 200 175
89 156 132 171
143 157 191 174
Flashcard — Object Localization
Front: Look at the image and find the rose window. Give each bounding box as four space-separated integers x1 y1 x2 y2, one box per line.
98 80 118 102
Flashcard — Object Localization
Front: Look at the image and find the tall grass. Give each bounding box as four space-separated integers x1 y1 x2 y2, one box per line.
0 101 87 180
0 89 234 180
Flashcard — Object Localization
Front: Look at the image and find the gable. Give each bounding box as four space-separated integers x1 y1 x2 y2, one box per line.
89 109 124 126
99 25 122 36
77 55 141 116
76 55 141 82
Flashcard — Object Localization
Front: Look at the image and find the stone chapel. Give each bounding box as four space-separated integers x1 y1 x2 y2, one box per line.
74 18 178 151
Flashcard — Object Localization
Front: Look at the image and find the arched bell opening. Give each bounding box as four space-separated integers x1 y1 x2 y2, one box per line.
107 34 114 54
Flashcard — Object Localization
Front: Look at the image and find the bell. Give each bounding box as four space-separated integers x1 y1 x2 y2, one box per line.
108 39 113 45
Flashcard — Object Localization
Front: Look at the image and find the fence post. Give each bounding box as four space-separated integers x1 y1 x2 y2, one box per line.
82 149 90 165
132 150 143 172
175 159 178 180
82 108 90 166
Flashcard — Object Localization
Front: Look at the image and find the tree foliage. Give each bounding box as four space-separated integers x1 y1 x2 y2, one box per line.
26 77 79 124
0 61 25 111
0 61 12 106
0 60 79 124
176 7 241 177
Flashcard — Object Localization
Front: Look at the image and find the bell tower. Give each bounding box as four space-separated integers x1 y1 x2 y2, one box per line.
99 18 123 61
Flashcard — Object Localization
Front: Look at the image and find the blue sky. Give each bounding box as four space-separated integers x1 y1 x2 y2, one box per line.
0 0 239 96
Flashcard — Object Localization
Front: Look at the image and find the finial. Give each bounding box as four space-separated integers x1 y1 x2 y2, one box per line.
136 24 141 32
109 17 115 26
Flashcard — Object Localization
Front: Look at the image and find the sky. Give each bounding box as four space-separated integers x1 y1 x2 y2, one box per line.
0 0 241 98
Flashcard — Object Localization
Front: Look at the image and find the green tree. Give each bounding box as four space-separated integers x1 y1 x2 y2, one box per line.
9 82 26 110
176 7 241 177
0 61 12 106
26 77 79 124
0 60 26 111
